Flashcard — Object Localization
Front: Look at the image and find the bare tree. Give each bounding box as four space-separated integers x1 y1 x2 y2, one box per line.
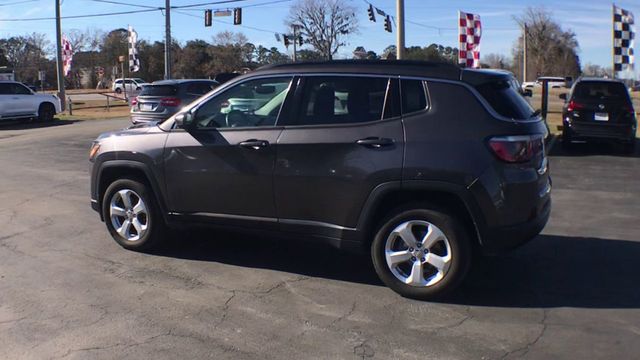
482 53 511 69
286 0 358 60
512 7 581 80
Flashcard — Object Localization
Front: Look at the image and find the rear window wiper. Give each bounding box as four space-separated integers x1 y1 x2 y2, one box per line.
530 109 541 118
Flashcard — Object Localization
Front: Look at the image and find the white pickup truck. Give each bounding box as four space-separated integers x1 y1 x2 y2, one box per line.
0 81 61 122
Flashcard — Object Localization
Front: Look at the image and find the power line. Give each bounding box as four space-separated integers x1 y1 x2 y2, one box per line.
0 0 40 6
178 0 292 11
87 0 160 10
173 9 280 35
0 8 159 21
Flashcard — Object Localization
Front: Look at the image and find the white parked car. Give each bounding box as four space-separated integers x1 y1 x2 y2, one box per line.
0 81 61 122
112 78 148 94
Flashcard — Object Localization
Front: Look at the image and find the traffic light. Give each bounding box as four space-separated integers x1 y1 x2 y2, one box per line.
233 8 242 25
298 36 303 46
367 4 376 22
283 35 290 47
204 9 212 27
384 15 392 33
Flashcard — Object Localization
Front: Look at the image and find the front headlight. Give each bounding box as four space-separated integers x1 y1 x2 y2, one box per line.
89 141 101 162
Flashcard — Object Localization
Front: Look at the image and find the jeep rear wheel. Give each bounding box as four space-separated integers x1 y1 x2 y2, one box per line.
102 178 165 251
38 103 55 122
371 206 471 300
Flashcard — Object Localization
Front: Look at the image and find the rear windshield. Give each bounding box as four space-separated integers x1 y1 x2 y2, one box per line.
475 78 535 119
139 85 177 96
572 81 630 102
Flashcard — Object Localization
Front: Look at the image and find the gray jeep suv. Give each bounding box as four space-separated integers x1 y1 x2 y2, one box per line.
89 61 551 300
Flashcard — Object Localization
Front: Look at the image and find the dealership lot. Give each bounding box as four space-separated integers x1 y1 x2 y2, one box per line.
0 118 639 359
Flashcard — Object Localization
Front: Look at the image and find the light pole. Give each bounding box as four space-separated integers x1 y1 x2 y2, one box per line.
54 0 66 111
164 0 172 79
396 0 406 59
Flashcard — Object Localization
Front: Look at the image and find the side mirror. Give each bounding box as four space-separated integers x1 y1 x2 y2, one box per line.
559 93 567 101
174 112 194 130
523 89 533 97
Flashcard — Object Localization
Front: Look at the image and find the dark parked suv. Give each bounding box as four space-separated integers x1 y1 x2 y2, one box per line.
89 61 551 299
561 77 637 153
130 79 219 124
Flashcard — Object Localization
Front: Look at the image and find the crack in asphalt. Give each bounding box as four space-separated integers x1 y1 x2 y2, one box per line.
500 308 548 360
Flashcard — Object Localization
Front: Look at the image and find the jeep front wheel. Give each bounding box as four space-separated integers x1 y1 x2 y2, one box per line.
371 206 471 300
102 178 165 251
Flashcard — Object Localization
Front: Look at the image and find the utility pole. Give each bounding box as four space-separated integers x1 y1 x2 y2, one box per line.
54 0 66 111
523 24 528 83
164 0 172 79
292 24 301 62
396 0 406 59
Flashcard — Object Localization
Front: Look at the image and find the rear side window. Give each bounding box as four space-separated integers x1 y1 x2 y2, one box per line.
401 80 428 114
296 76 394 125
185 82 216 96
139 85 178 96
572 81 630 102
475 78 535 119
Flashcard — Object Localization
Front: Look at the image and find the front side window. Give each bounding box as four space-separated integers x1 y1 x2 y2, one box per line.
296 76 393 126
192 77 292 129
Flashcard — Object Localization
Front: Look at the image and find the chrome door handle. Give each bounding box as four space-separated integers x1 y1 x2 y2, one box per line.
356 137 394 148
239 139 269 150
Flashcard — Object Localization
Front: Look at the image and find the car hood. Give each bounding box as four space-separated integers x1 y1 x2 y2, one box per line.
96 122 158 140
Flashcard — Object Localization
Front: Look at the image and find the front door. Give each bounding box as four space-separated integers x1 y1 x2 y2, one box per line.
164 76 294 228
274 75 404 235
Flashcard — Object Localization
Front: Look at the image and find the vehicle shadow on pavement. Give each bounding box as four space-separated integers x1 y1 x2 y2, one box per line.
0 118 77 130
549 137 639 158
454 234 640 309
155 231 640 308
153 229 383 286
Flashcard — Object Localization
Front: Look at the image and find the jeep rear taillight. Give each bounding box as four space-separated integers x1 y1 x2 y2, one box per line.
130 97 138 106
489 135 544 163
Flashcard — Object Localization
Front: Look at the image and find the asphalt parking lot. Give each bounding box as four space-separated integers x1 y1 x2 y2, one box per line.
1 118 639 359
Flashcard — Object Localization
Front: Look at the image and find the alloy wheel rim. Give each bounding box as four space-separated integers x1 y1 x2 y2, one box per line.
109 189 148 242
384 220 452 287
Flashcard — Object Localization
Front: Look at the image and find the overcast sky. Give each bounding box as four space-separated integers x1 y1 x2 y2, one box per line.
0 0 637 78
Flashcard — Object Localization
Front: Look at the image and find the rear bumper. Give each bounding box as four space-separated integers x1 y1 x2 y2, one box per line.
564 117 636 141
481 195 551 254
130 113 172 124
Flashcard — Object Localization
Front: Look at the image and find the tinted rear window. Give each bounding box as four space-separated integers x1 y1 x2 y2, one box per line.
139 85 178 96
475 78 535 119
401 80 428 114
573 81 630 102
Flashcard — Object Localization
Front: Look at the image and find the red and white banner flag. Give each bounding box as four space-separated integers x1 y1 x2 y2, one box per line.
62 35 73 76
458 11 482 68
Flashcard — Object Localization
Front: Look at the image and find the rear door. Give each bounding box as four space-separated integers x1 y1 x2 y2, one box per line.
163 76 294 228
274 75 404 236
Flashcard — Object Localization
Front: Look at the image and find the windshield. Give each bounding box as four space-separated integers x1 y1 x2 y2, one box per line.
139 85 178 97
572 81 630 102
475 78 536 119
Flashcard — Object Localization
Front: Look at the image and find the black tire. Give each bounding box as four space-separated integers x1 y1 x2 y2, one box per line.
102 178 165 251
371 205 471 300
38 103 55 122
561 129 573 149
622 139 636 154
115 88 122 94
